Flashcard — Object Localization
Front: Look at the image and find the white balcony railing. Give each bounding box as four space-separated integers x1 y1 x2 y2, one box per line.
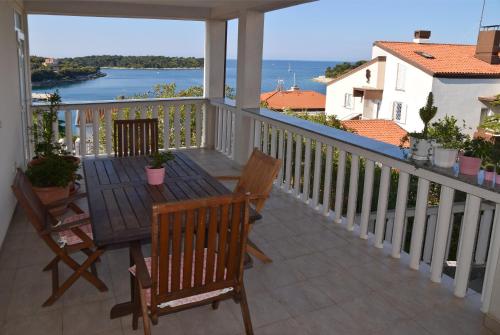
31 97 500 314
211 98 500 314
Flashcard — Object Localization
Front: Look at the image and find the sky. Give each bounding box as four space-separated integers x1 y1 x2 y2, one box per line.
28 0 500 62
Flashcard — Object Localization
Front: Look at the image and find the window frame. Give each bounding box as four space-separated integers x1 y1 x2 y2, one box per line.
344 93 354 109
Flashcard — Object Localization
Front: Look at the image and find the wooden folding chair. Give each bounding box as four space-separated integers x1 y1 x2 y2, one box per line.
216 148 282 263
114 118 159 157
11 169 108 306
129 194 254 335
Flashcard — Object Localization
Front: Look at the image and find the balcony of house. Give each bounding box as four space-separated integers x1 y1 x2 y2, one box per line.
0 97 499 334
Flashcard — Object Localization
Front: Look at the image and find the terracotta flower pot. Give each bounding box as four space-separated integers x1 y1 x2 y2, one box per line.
32 184 70 216
145 166 165 185
485 171 495 182
458 156 482 176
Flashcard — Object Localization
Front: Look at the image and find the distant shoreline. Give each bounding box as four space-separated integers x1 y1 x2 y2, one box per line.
102 66 202 70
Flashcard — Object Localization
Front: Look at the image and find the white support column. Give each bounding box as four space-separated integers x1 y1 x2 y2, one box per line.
234 10 264 165
391 172 410 258
374 165 391 248
334 150 346 223
346 153 360 231
409 178 430 270
430 186 455 283
454 194 481 298
203 20 226 149
482 204 500 314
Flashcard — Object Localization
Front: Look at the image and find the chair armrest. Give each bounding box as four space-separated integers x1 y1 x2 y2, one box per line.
214 175 241 181
45 192 88 210
130 242 152 289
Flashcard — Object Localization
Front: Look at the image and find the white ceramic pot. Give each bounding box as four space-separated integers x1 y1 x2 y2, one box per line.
409 137 433 161
433 146 459 168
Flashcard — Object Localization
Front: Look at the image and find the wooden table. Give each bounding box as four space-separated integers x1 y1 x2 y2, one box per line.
82 151 259 319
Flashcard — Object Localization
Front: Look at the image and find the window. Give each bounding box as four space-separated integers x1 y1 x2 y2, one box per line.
344 93 354 109
392 101 407 123
480 108 490 125
396 63 406 91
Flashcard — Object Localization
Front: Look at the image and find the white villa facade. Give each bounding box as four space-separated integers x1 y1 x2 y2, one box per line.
325 30 500 133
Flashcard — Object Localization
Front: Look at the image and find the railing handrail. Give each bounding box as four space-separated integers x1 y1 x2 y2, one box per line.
210 99 500 204
31 96 208 110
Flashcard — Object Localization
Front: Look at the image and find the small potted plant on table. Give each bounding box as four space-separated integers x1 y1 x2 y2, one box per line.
26 155 79 215
484 164 496 182
145 151 174 185
428 116 467 168
403 92 438 160
496 166 500 185
459 137 493 176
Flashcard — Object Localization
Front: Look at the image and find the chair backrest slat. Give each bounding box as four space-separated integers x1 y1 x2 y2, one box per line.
114 119 159 157
236 149 281 213
151 195 250 311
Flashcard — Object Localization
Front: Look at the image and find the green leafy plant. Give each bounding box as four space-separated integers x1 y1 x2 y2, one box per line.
149 151 174 169
31 91 68 157
479 114 500 135
26 155 78 187
484 164 495 172
462 137 493 160
419 92 438 139
427 115 468 149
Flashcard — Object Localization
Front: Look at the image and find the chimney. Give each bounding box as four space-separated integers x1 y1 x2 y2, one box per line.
475 26 500 65
413 30 431 43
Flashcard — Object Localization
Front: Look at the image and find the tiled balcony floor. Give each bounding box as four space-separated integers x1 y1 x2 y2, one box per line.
0 149 494 335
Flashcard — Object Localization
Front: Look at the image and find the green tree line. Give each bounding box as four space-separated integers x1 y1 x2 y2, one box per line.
59 55 204 69
325 60 367 78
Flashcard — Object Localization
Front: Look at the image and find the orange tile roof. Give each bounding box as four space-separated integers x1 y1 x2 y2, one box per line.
374 41 500 78
260 90 326 111
341 119 408 146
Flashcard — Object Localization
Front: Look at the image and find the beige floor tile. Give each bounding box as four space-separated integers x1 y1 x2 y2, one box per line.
1 309 63 335
62 298 121 335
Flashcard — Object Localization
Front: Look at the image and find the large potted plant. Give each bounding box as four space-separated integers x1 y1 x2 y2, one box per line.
484 164 496 183
459 137 493 176
428 116 467 168
145 151 174 185
26 155 79 215
404 92 438 160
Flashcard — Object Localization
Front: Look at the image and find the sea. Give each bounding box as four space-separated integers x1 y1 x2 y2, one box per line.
32 59 337 102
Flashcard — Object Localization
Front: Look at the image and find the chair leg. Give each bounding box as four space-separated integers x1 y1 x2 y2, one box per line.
138 283 151 335
43 255 60 272
212 301 220 310
132 278 140 330
246 239 272 264
239 286 253 335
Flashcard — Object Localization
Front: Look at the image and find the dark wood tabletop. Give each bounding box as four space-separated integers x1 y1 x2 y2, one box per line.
82 151 258 248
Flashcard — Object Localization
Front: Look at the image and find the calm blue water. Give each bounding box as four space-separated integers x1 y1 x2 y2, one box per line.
32 59 337 102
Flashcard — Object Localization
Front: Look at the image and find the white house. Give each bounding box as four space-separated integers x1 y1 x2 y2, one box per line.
325 29 500 133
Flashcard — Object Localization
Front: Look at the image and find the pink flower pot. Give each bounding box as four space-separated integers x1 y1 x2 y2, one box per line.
496 173 500 185
485 171 495 182
145 166 165 185
458 156 482 176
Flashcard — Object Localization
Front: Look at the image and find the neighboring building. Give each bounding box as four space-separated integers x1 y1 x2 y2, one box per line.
261 83 326 112
326 29 500 134
43 57 60 70
341 119 408 146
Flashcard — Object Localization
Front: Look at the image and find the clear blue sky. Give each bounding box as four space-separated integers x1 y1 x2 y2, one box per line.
28 0 500 62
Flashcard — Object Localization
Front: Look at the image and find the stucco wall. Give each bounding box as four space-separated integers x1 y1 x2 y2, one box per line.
0 0 25 248
325 60 383 120
431 77 500 134
371 45 434 132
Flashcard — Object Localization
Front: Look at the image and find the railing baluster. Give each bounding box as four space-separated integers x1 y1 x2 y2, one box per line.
152 104 159 119
92 109 100 156
302 137 312 203
385 217 394 242
52 110 59 144
409 178 430 270
391 172 410 258
322 145 333 216
141 107 147 119
430 186 455 283
293 135 302 197
221 109 228 154
270 126 277 158
311 141 322 209
216 107 222 150
422 214 437 263
225 110 232 156
230 111 235 158
277 129 285 185
184 104 191 148
174 106 181 149
163 105 170 150
253 119 261 150
454 194 481 298
475 207 494 264
346 153 360 231
105 109 112 156
79 109 87 156
262 122 269 155
360 159 375 239
374 165 391 248
64 110 73 154
284 130 293 192
195 104 202 148
334 150 346 223
481 204 500 313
